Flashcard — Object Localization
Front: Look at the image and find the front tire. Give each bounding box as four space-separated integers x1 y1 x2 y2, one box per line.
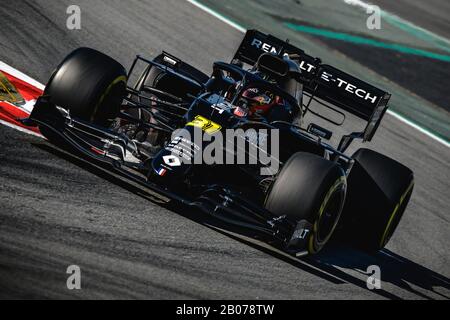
265 152 347 254
44 47 127 126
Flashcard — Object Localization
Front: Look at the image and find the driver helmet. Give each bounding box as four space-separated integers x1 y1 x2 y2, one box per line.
241 87 282 116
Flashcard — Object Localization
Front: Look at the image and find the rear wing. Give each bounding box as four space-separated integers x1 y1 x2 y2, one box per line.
233 30 391 141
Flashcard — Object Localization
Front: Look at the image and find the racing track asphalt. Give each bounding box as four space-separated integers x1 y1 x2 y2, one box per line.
0 0 449 299
371 0 450 39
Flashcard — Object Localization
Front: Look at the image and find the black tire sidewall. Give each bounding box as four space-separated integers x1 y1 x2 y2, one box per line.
308 175 347 253
45 48 127 125
339 148 414 252
265 152 347 253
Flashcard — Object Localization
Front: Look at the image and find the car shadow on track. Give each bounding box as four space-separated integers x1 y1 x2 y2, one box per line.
211 227 450 300
312 245 450 300
207 225 450 300
33 141 450 300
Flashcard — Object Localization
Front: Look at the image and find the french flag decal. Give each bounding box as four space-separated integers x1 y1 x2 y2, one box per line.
156 168 167 176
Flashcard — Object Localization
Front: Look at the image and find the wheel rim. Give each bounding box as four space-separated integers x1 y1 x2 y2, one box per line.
308 177 347 254
317 187 346 244
379 181 414 248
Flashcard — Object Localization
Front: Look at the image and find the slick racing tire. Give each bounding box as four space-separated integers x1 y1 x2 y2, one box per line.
337 148 414 252
44 47 127 125
265 152 347 254
142 67 201 102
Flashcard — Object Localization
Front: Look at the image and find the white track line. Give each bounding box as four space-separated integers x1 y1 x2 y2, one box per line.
0 119 42 138
343 0 450 49
186 0 449 148
387 111 449 147
186 0 246 33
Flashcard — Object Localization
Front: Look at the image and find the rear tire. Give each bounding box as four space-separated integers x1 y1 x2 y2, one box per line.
142 66 202 102
337 148 414 252
44 47 127 125
265 152 347 254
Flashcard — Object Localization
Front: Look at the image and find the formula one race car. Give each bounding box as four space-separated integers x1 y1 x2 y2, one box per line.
26 30 414 256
